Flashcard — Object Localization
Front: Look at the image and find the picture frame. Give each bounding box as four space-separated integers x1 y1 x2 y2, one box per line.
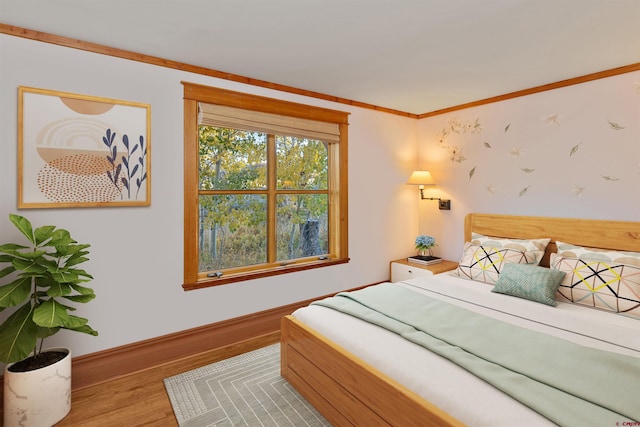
18 86 151 208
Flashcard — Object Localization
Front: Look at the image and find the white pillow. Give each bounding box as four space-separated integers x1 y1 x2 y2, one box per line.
450 242 540 285
471 233 550 265
551 253 640 318
555 241 640 267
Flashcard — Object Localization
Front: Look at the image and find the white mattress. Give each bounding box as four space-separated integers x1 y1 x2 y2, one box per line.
292 273 640 427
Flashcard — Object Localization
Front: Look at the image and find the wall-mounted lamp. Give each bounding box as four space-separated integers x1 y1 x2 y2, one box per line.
407 170 451 210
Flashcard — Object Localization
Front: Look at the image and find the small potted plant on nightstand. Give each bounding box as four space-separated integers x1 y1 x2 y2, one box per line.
408 235 441 265
0 214 98 427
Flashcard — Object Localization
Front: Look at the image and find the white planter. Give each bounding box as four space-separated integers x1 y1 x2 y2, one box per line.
3 348 72 427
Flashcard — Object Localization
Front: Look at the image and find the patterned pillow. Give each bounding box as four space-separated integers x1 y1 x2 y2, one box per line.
472 234 550 265
492 263 566 306
550 253 640 318
555 241 640 267
450 242 540 284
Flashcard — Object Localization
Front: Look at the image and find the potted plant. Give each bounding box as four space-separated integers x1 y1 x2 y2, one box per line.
415 235 437 257
0 214 97 426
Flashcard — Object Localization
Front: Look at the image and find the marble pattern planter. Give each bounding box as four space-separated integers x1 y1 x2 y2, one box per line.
4 348 71 427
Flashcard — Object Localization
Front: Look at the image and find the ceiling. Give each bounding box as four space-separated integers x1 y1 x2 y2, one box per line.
2 0 640 115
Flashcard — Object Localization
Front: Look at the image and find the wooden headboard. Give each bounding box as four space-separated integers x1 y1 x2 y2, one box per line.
464 213 640 267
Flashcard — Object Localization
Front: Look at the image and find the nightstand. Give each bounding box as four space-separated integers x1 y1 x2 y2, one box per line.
390 258 458 282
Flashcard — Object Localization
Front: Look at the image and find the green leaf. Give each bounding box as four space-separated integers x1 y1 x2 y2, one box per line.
0 302 37 363
0 247 27 258
16 250 48 260
13 258 47 274
47 281 72 297
36 325 60 339
51 270 79 284
69 283 96 295
34 276 55 289
35 289 49 298
0 245 30 259
56 243 89 258
9 214 35 245
65 319 98 336
48 229 75 247
52 245 73 258
36 257 58 271
65 255 90 268
64 293 96 303
0 276 32 307
0 265 16 278
61 314 88 329
33 225 56 245
70 268 93 281
33 298 68 328
0 243 29 251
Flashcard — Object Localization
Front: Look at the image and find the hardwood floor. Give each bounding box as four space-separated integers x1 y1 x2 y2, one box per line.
39 333 279 427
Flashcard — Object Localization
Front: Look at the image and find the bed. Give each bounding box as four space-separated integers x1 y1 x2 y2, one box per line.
280 213 640 426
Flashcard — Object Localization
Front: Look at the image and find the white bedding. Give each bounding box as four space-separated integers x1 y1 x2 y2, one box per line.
292 273 640 427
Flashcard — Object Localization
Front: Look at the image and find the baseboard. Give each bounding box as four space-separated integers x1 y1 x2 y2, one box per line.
69 297 315 390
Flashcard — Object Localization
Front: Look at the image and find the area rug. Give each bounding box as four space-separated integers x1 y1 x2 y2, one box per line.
164 344 331 426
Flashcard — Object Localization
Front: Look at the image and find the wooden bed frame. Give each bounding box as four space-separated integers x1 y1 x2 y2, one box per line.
281 213 640 426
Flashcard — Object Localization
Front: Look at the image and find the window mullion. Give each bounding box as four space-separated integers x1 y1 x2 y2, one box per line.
266 134 277 263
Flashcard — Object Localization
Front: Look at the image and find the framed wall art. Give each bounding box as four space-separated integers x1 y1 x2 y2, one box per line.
18 86 151 208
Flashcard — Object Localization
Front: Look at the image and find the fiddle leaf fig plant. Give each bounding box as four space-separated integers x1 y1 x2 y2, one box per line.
0 214 97 364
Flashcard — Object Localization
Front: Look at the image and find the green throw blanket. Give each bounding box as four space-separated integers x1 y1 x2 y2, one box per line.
312 283 640 426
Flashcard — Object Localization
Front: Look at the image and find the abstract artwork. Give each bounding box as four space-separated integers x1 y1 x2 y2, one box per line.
18 86 151 208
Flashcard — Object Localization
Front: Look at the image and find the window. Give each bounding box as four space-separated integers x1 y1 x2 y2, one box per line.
183 83 349 290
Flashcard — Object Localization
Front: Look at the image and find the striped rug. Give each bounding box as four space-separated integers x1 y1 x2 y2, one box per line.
164 344 331 426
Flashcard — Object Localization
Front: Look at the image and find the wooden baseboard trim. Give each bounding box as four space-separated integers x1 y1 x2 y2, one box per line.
69 298 312 390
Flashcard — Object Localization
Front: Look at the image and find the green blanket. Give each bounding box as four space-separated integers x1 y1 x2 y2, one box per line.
312 283 640 426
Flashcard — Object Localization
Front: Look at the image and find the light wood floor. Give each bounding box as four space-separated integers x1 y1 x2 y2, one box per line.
42 333 279 427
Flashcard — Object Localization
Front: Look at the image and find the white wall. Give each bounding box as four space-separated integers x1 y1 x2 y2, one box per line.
416 71 640 262
0 34 420 357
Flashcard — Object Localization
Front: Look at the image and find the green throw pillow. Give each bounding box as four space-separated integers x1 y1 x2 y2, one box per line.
492 263 566 306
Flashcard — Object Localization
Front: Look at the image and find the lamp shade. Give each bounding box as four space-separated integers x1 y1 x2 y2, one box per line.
407 170 435 185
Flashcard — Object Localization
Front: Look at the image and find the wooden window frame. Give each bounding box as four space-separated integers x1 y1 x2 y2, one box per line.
182 82 349 290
